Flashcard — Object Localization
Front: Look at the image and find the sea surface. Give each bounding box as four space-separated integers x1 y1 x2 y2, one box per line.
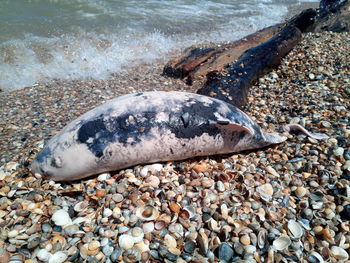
0 0 318 91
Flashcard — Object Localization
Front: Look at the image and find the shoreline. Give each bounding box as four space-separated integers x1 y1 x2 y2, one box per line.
0 31 349 262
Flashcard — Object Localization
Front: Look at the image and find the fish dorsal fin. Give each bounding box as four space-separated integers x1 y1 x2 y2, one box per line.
210 120 254 136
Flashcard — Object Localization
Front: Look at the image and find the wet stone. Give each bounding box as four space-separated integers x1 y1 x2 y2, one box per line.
165 252 178 261
184 241 196 254
218 243 234 262
150 250 160 260
41 223 52 233
110 249 123 262
340 204 350 220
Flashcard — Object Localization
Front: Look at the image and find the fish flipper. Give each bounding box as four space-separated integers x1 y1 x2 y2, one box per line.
210 120 254 136
284 124 329 140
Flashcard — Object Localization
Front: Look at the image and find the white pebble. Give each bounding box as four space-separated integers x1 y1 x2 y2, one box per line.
52 209 72 226
97 173 110 182
140 167 149 177
48 251 67 263
103 208 113 218
37 249 52 262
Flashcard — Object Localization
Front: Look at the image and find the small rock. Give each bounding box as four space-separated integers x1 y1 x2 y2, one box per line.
218 243 234 262
256 183 274 201
192 162 208 173
334 147 344 157
184 241 196 254
52 209 72 226
331 246 349 261
48 251 67 263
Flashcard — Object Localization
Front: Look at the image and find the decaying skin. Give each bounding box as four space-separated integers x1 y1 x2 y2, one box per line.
31 91 327 181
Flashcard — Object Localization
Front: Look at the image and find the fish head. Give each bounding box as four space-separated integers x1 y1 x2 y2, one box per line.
30 142 99 181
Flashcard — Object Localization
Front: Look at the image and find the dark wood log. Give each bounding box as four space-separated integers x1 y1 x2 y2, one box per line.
162 25 280 82
197 26 302 109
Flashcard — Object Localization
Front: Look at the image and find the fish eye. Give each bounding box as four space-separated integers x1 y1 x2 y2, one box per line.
51 156 63 168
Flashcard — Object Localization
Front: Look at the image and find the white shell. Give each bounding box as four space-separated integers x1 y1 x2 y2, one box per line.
309 251 324 263
331 246 349 261
273 235 291 251
48 251 68 263
37 249 52 262
142 222 155 234
51 209 72 226
164 234 177 249
135 205 159 221
256 183 274 201
118 234 135 250
288 220 303 239
130 227 144 243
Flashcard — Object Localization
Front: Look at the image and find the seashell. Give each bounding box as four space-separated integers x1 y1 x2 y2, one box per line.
295 186 307 198
197 231 209 255
308 251 324 263
288 220 303 239
73 201 89 212
97 173 110 182
192 162 208 173
310 191 324 201
330 246 349 261
52 235 67 247
88 240 100 251
134 241 150 253
118 234 135 250
169 203 181 214
266 166 280 177
52 209 72 226
240 234 250 245
112 193 124 203
208 218 220 232
258 229 267 249
168 247 181 256
220 204 229 219
182 205 196 219
145 175 160 188
244 245 256 254
37 249 52 262
103 208 113 218
154 220 166 231
130 227 144 243
256 183 274 201
273 235 291 251
48 251 67 263
164 234 177 249
142 222 154 234
135 205 159 221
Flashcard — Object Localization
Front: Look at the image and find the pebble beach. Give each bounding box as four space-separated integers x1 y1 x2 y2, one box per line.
0 31 349 262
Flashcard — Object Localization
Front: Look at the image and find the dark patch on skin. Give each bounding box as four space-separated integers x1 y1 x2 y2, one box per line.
217 120 230 125
36 147 52 163
76 97 265 159
77 112 157 158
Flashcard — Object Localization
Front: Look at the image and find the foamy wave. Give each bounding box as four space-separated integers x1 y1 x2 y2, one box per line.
0 1 298 91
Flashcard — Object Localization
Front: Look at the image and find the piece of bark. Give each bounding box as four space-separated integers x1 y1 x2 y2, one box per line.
162 25 280 81
197 26 302 109
314 0 350 32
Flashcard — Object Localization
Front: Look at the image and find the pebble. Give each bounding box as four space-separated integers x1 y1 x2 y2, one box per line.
218 243 234 262
52 209 72 226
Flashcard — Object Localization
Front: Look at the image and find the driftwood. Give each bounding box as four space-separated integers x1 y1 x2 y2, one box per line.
163 25 281 83
197 26 302 109
163 0 349 109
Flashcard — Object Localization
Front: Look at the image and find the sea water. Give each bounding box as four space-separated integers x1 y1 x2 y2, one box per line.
0 0 318 91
